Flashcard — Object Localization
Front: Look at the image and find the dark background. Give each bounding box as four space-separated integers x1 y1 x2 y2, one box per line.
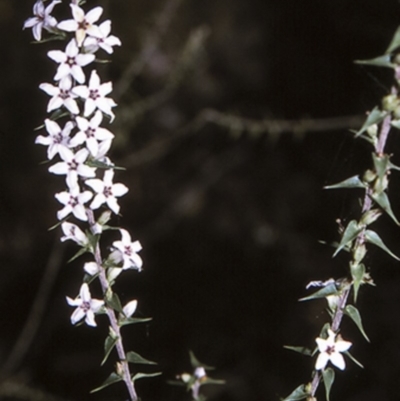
1 0 400 400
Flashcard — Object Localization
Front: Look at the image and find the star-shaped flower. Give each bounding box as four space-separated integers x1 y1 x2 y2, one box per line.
85 169 128 214
58 4 103 47
39 76 80 114
315 329 352 371
23 0 61 41
66 283 104 327
83 20 121 54
35 119 73 160
61 222 89 247
112 229 143 271
55 184 93 221
73 70 116 120
69 110 114 156
49 147 96 188
48 39 95 84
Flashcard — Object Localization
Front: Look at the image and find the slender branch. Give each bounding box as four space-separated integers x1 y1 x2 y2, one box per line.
86 209 137 401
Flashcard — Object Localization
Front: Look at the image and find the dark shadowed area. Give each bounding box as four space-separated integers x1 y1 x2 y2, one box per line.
1 0 400 400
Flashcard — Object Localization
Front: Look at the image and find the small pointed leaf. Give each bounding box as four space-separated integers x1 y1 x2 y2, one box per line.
333 220 362 257
67 246 89 263
388 160 400 171
90 372 122 393
354 54 394 68
322 368 335 401
283 345 312 356
119 317 153 327
126 351 157 365
365 230 400 260
106 292 123 313
344 351 364 369
355 107 386 137
350 263 365 303
102 334 118 366
324 175 365 190
371 191 400 225
344 305 370 342
189 350 214 369
386 26 400 54
131 371 162 382
281 384 309 401
299 283 339 302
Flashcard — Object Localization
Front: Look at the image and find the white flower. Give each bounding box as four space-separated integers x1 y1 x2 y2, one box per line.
61 222 88 246
35 119 73 160
70 110 114 156
315 329 352 371
112 229 143 270
55 184 93 221
49 147 96 188
39 76 79 114
66 283 104 327
73 70 116 120
85 169 128 214
83 20 121 54
23 0 61 41
48 39 95 84
122 300 138 318
58 4 103 47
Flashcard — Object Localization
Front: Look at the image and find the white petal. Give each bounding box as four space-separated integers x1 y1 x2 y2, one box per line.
122 300 137 318
315 352 329 370
70 4 85 22
80 283 91 302
107 197 120 214
57 19 78 32
70 65 85 84
335 340 352 353
112 183 128 197
85 178 104 193
71 307 86 325
86 7 103 24
39 83 58 96
73 85 90 99
84 261 99 275
85 310 97 327
49 162 68 175
90 194 106 209
330 353 346 370
73 204 88 221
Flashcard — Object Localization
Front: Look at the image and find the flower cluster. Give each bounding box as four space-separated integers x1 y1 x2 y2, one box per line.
24 0 139 329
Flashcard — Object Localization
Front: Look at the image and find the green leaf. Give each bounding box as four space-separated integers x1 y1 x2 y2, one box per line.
281 384 309 401
354 54 395 68
67 246 89 263
101 334 119 366
86 159 125 170
344 351 364 369
203 377 225 385
299 283 339 302
386 26 400 54
119 317 153 327
90 372 123 393
324 175 365 190
322 368 335 401
344 305 370 342
126 351 157 365
371 191 400 225
106 292 123 313
333 220 362 257
355 107 386 137
189 350 214 370
372 153 390 180
86 231 99 253
131 371 162 382
365 230 400 260
283 345 312 356
350 263 365 303
388 160 400 171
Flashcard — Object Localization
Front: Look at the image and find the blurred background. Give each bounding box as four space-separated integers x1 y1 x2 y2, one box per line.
1 0 400 400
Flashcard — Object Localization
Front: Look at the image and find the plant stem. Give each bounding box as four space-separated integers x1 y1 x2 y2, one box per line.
86 209 138 401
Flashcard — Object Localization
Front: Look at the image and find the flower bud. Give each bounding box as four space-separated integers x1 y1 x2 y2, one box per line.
373 175 388 194
362 169 376 183
382 94 399 111
353 243 367 265
366 124 378 138
360 209 382 226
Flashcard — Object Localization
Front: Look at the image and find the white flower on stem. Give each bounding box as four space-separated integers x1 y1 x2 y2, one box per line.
84 261 100 275
66 283 104 327
73 70 116 121
61 222 88 246
35 119 73 160
122 300 138 318
49 147 96 188
58 4 103 47
39 76 79 114
55 184 93 221
83 20 121 54
23 0 61 41
48 39 95 84
112 229 143 271
70 110 114 156
315 329 352 371
85 169 128 214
